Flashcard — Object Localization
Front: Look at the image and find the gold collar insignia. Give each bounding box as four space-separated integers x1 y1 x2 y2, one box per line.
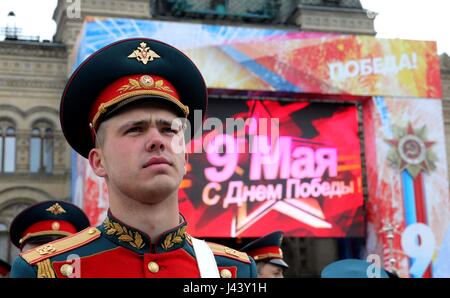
103 218 145 249
161 225 186 250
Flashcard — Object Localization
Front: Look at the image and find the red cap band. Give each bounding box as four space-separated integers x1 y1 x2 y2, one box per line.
247 245 283 261
89 74 189 130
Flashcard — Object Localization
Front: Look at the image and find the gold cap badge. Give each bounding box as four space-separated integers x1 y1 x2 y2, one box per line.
128 42 160 65
46 203 66 215
51 221 60 230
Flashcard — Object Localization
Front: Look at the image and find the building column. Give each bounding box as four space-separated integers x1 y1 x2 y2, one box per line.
15 130 29 174
53 132 68 175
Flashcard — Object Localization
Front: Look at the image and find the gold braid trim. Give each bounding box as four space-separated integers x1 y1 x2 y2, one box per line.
253 253 283 261
36 259 56 278
91 89 189 130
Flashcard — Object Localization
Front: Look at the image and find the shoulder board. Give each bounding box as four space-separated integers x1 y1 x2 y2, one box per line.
21 227 101 265
207 242 250 264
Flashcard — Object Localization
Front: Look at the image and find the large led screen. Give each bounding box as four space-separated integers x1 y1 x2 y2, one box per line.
179 97 364 237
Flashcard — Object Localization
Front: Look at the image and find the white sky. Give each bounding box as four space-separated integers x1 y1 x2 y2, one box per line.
0 0 449 54
360 0 450 54
0 0 57 41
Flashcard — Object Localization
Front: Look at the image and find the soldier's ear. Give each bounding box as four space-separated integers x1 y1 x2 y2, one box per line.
184 153 189 175
88 148 107 177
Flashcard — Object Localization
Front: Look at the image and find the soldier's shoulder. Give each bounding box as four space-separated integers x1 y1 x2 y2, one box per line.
207 241 251 264
20 227 101 265
10 255 36 278
206 241 257 278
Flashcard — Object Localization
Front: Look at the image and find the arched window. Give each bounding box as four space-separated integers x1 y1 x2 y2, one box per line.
30 128 41 172
0 201 31 265
29 123 53 173
43 128 53 173
0 120 16 173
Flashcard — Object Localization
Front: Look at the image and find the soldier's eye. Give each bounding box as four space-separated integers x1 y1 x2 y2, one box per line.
162 127 178 134
126 126 143 134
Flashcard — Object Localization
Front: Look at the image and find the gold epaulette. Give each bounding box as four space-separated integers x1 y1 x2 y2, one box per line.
36 259 56 278
21 227 101 265
207 242 250 264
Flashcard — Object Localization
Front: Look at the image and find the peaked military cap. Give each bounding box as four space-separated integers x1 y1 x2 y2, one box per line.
241 231 289 268
9 200 90 249
60 38 208 158
321 259 392 278
0 259 11 277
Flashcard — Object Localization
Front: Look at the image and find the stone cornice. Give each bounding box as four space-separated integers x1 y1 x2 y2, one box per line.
0 79 66 90
297 4 367 13
0 173 69 184
0 41 67 59
294 11 375 35
53 0 150 26
0 105 59 118
0 177 69 196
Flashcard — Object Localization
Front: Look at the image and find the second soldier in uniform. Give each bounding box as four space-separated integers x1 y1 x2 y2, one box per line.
241 231 289 278
9 200 90 252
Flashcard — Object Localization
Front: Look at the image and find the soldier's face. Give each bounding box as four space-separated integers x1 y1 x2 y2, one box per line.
89 101 187 204
258 263 284 278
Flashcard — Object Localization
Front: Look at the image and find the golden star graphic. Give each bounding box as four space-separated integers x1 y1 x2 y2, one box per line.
232 100 332 236
385 123 437 178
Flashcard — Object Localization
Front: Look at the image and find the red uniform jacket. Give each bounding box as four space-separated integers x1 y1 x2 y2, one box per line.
11 213 257 278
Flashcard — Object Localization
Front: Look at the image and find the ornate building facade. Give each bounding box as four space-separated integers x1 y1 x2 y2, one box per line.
0 40 69 262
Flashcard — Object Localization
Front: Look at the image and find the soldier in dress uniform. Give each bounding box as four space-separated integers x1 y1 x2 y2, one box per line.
0 259 11 278
241 231 289 278
10 38 256 278
9 200 90 252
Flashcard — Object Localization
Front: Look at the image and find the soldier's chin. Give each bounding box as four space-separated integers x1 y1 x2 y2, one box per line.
134 182 179 203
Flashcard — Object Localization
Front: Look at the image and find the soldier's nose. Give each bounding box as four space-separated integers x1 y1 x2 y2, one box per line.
146 137 165 152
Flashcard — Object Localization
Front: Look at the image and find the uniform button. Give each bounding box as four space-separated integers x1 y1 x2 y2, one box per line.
220 269 232 278
60 264 74 277
88 228 96 235
147 261 159 273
